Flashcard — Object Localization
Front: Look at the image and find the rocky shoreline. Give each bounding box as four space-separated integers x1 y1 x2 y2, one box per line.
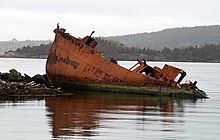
1 69 208 99
0 69 67 97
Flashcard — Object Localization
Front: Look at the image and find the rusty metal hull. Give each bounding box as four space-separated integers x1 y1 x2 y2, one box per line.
46 27 161 87
46 25 207 98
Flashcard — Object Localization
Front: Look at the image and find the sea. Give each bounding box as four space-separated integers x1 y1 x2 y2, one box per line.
0 58 220 140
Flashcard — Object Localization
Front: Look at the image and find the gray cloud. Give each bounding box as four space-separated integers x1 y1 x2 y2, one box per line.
0 0 220 40
1 0 218 17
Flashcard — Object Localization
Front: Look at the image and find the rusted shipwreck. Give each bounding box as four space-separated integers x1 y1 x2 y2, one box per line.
46 24 207 98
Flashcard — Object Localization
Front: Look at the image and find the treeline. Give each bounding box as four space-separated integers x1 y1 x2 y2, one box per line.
16 43 52 56
4 43 52 58
158 44 220 62
117 44 220 62
96 37 220 62
4 38 220 62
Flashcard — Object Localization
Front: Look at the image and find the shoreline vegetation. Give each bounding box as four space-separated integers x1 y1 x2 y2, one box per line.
1 38 220 62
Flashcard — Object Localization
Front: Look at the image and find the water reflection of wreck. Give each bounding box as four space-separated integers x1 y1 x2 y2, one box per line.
45 93 188 138
46 24 207 98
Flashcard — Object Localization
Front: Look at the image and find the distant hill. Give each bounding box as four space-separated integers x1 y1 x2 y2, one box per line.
0 39 51 55
108 25 220 49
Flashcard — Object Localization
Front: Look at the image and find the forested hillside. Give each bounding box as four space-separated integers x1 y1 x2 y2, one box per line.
3 38 128 59
3 43 52 58
3 38 220 62
0 39 51 55
108 25 220 50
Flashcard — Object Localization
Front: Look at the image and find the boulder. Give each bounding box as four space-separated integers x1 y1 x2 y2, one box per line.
31 74 47 84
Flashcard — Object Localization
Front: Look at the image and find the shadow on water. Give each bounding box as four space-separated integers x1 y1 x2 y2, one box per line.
44 91 197 139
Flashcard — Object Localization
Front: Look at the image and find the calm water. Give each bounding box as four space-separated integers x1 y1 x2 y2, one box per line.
0 58 220 140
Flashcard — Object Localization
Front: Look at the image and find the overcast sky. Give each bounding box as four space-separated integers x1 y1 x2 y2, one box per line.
0 0 219 41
